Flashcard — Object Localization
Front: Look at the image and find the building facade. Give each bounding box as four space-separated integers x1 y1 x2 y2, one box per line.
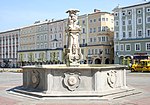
113 1 150 64
87 10 114 64
48 19 64 64
18 20 49 66
1 9 115 67
0 29 20 67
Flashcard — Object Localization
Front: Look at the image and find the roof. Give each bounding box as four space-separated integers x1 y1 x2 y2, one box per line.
113 1 150 11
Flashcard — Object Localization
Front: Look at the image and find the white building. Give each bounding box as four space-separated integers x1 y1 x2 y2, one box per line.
0 29 20 67
113 1 150 64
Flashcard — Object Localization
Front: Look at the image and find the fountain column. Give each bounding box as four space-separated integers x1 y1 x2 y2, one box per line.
65 10 83 67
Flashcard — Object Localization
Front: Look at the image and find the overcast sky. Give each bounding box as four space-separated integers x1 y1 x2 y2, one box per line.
0 0 148 32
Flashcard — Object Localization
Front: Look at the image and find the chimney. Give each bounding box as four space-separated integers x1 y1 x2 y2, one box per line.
94 9 101 13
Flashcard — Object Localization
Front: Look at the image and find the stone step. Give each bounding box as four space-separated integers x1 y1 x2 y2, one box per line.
103 89 142 100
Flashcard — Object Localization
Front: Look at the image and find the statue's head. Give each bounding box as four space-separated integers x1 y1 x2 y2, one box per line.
66 9 80 16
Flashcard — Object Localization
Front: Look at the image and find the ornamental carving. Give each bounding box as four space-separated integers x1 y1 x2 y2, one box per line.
65 9 83 67
31 70 40 89
63 71 81 91
107 70 117 88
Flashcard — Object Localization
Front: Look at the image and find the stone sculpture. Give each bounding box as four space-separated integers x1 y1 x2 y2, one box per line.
65 9 83 67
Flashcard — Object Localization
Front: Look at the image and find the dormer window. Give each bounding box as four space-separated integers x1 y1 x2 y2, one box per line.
122 12 125 16
147 8 150 12
115 13 118 17
128 11 131 15
137 10 141 14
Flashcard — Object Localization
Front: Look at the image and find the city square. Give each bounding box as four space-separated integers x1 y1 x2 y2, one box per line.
0 0 150 105
0 71 150 105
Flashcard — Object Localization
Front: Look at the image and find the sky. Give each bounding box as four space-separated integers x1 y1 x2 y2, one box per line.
0 0 148 32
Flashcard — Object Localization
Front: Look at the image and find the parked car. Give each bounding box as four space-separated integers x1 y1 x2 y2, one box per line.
131 60 150 72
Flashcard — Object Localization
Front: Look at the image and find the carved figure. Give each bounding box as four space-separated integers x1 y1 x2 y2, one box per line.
65 9 83 66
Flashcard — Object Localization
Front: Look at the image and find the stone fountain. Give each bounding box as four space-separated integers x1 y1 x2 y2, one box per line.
13 9 138 100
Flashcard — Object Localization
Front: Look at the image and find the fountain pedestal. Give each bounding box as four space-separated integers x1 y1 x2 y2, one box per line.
13 64 132 99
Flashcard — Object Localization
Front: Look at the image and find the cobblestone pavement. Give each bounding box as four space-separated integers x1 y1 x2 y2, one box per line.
0 71 150 105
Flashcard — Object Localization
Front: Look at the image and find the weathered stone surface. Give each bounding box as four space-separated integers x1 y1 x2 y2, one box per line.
65 9 83 67
16 64 129 98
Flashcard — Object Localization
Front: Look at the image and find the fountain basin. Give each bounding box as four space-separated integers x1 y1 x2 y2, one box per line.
13 64 131 99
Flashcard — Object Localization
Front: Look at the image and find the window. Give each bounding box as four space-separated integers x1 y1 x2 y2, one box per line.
115 44 119 51
83 39 85 44
147 29 150 37
146 43 150 51
56 43 58 47
128 19 131 25
83 28 85 33
41 43 43 48
115 13 118 16
102 18 105 21
98 18 101 21
125 44 131 51
94 37 96 42
82 20 85 24
102 26 106 31
147 17 150 23
90 38 92 42
41 35 43 41
57 52 59 57
106 37 108 41
93 28 96 33
102 36 105 41
45 43 47 48
128 11 131 15
37 35 39 40
122 12 125 16
115 21 119 26
59 42 61 47
122 20 125 25
116 32 119 38
94 19 96 22
123 32 126 38
45 34 47 40
98 37 101 42
92 49 94 54
128 32 132 38
95 49 98 54
98 27 101 32
135 43 141 51
88 49 91 54
111 19 114 23
137 30 142 37
105 49 110 54
147 8 150 12
59 34 61 38
137 18 142 24
106 18 108 21
120 44 124 51
137 10 141 14
90 28 92 33
90 20 92 23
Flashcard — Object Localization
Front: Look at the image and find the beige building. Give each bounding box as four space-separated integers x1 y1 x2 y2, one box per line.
87 10 114 64
18 20 49 66
0 9 114 67
48 19 64 63
78 14 89 63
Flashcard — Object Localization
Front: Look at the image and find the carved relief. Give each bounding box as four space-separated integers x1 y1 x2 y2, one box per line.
31 70 40 89
107 70 117 88
63 71 81 91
